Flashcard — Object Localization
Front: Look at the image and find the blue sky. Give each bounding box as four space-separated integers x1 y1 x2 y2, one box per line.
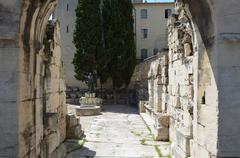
146 0 175 2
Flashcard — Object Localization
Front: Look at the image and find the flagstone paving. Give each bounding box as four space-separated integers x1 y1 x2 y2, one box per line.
66 104 171 158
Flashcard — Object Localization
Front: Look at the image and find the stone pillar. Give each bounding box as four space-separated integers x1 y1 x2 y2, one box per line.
214 0 240 156
0 1 20 157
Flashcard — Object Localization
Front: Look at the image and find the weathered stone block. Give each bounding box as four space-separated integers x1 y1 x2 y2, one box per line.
76 106 101 116
190 139 211 158
192 121 218 155
66 124 83 139
172 143 189 158
139 101 147 113
67 114 79 128
176 130 191 157
47 130 61 154
155 127 169 141
50 143 66 158
44 113 58 130
179 85 193 99
156 114 170 128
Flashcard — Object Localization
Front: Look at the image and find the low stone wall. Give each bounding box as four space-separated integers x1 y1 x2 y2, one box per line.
129 54 167 105
66 87 135 105
139 53 170 141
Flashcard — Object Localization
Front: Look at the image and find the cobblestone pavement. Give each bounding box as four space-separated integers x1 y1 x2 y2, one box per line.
66 104 170 158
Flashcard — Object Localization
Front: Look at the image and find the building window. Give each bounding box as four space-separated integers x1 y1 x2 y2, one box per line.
141 49 148 59
67 4 69 11
141 9 148 19
141 29 148 39
66 25 69 33
165 9 172 19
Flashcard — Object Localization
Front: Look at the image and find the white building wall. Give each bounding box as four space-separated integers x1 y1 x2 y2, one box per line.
54 0 81 87
134 3 174 60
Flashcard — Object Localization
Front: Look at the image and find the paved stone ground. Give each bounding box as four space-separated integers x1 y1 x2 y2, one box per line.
66 104 171 158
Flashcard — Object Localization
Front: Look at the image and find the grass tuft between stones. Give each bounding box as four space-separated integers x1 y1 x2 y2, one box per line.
154 145 162 157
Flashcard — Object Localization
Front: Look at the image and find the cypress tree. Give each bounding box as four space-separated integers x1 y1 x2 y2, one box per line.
73 0 136 98
103 0 136 89
73 0 103 84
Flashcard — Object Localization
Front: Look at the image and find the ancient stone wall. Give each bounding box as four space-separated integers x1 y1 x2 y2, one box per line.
138 53 170 141
140 1 240 157
0 0 71 157
42 21 67 157
167 2 195 157
129 54 166 104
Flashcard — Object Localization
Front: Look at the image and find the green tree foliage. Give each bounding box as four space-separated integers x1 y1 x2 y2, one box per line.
73 0 103 82
73 0 136 91
103 0 136 89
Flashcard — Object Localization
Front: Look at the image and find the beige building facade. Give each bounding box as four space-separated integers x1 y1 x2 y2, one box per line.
133 2 174 60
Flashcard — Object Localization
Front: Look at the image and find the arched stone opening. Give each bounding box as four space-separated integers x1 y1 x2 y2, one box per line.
0 0 75 157
168 0 217 157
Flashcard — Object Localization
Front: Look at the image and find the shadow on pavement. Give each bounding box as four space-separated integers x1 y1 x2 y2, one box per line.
102 104 138 114
65 139 96 158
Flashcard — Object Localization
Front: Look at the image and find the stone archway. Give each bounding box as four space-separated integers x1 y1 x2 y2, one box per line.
167 0 217 157
169 0 240 157
0 0 71 157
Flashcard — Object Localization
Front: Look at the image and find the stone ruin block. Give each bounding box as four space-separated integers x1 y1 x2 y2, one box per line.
179 97 193 112
66 114 83 139
47 130 61 155
43 113 63 156
139 101 147 113
175 130 191 157
179 85 193 99
156 114 170 128
154 127 169 141
44 113 58 131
